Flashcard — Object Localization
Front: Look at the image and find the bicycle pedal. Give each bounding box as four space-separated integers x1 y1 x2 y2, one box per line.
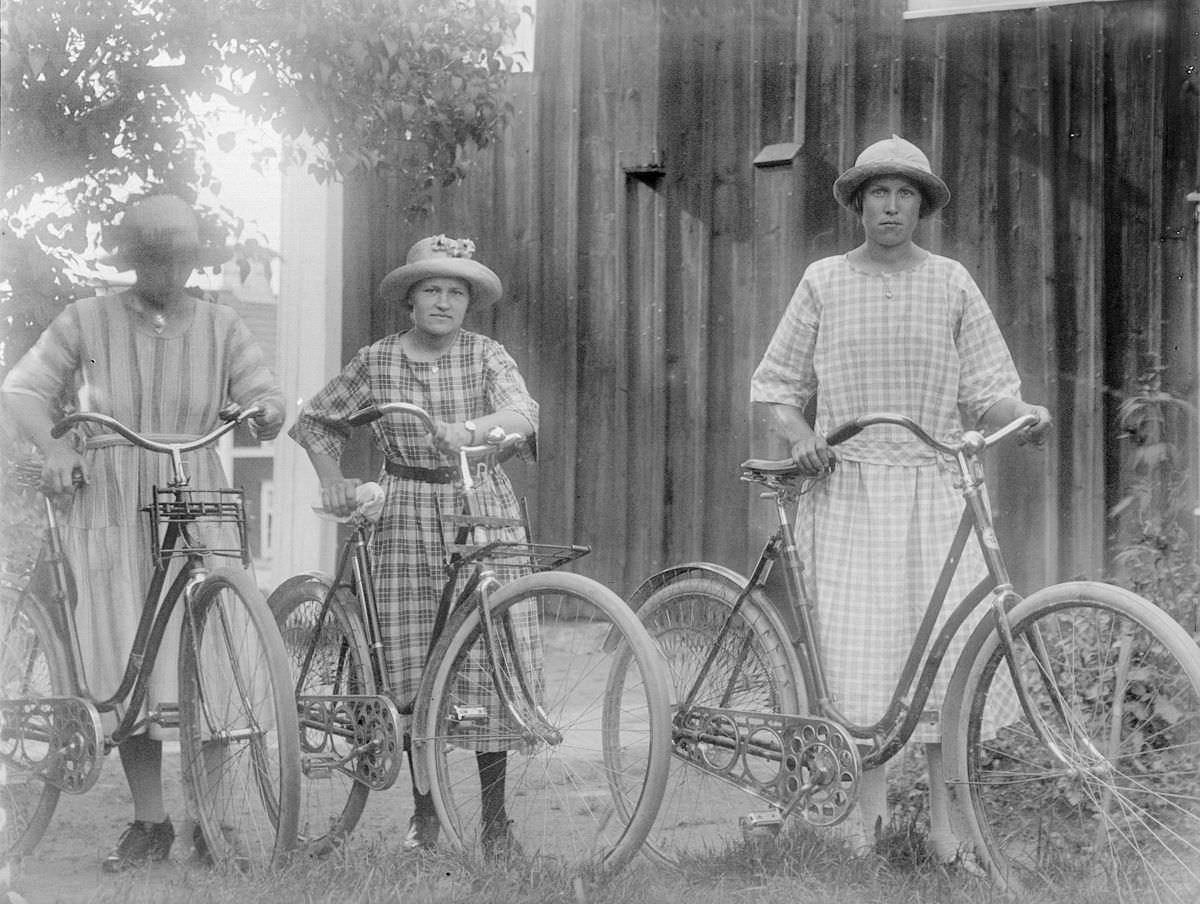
449 705 489 725
740 810 784 839
302 756 335 780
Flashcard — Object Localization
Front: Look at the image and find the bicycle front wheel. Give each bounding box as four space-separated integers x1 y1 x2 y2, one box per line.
632 574 804 866
178 568 300 870
269 575 376 855
1 581 70 858
416 571 671 877
948 581 1200 902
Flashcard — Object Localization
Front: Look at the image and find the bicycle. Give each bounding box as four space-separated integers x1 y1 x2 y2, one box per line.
1 407 300 870
268 401 671 876
619 412 1200 901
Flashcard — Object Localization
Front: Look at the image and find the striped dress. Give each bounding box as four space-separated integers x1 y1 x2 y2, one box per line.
2 292 283 737
751 253 1021 742
288 329 540 746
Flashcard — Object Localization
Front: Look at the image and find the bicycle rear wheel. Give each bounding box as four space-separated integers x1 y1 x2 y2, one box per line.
631 574 804 866
416 571 671 877
1 582 70 858
269 575 376 855
178 568 300 870
947 581 1200 902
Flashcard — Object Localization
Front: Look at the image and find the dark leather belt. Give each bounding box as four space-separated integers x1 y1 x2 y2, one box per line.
385 461 458 484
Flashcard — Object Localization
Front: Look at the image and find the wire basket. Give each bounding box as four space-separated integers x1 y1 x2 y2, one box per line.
437 503 589 576
146 487 250 566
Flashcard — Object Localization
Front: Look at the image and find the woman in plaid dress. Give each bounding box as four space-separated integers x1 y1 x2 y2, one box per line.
289 235 538 855
751 137 1051 862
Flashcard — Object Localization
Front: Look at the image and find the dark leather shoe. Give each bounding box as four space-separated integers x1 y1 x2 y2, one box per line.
102 817 175 873
402 813 439 852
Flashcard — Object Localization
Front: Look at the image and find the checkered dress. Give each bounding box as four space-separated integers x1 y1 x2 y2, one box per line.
289 330 540 747
751 254 1022 742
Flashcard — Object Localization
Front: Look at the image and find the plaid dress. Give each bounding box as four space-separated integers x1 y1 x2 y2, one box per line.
2 293 283 737
289 330 540 746
751 253 1022 742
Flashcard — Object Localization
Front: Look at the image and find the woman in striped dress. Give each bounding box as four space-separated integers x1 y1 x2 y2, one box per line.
289 235 538 856
2 194 285 871
750 137 1052 863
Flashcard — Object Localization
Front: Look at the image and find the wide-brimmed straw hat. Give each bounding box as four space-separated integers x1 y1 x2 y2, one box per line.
378 235 503 307
833 135 951 214
100 194 231 271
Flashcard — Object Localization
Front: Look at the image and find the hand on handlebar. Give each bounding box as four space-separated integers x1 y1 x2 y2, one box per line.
788 433 836 476
40 443 87 497
319 477 364 518
1014 403 1053 447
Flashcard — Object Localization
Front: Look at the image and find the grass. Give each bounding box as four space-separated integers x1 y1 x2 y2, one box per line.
79 816 1079 904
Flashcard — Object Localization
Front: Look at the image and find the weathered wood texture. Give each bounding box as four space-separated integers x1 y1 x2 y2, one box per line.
347 0 1198 598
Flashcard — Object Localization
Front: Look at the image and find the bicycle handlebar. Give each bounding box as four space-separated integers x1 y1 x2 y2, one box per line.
742 412 1041 478
347 401 523 457
50 405 265 453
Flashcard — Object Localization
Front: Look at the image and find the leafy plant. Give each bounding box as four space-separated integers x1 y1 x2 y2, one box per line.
1108 364 1200 637
1 0 528 367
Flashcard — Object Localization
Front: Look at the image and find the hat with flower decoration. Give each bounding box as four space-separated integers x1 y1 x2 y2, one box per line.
378 235 503 307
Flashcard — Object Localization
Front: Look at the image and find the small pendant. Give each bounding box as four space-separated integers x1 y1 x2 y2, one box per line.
430 365 439 374
151 313 166 334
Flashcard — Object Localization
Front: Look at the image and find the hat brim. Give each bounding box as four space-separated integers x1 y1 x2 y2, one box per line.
98 244 233 272
379 258 503 307
833 163 951 213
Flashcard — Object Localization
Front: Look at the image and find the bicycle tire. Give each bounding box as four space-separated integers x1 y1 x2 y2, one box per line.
1 581 70 858
415 571 671 877
268 574 375 856
631 573 804 866
178 567 301 870
945 581 1200 902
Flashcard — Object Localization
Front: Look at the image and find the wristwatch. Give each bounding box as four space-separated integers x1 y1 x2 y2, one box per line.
464 420 478 443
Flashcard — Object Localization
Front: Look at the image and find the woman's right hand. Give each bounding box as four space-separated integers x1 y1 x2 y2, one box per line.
320 477 363 517
40 443 87 496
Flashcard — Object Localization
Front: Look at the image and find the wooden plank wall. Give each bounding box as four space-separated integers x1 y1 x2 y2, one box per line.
347 0 1198 599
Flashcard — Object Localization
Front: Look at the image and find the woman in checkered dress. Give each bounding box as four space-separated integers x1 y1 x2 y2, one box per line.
289 235 538 855
751 137 1052 862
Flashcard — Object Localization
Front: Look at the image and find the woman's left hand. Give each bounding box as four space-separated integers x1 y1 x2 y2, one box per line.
431 419 474 456
1016 403 1053 446
248 402 285 441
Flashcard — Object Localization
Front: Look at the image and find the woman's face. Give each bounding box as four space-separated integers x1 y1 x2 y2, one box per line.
408 276 470 339
132 249 196 301
859 176 923 247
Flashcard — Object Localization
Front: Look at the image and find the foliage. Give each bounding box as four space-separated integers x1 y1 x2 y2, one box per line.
1108 364 1200 637
0 0 527 366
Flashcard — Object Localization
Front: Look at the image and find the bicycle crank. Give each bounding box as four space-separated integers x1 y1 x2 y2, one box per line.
296 694 403 791
0 696 104 794
672 705 861 826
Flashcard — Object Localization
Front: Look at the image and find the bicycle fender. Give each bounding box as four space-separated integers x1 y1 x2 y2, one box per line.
265 571 336 611
625 562 753 613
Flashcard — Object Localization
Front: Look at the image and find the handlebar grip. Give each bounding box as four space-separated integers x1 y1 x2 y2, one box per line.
825 420 862 447
49 421 70 439
348 405 383 427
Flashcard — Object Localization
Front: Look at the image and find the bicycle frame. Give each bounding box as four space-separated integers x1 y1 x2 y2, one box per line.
3 408 258 781
683 414 1048 773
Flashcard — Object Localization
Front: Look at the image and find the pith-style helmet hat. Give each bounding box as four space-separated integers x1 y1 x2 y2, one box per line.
833 135 951 214
100 194 231 270
378 235 503 307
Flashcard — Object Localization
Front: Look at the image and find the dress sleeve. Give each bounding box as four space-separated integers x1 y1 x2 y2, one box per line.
288 346 373 460
750 275 820 409
483 340 539 461
225 312 285 415
1 304 82 408
953 266 1022 425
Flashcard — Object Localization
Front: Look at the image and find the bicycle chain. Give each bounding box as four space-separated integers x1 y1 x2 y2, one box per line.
296 694 403 791
0 696 103 794
672 704 861 826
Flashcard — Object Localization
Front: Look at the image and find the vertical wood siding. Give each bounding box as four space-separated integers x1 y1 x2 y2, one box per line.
348 0 1198 598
